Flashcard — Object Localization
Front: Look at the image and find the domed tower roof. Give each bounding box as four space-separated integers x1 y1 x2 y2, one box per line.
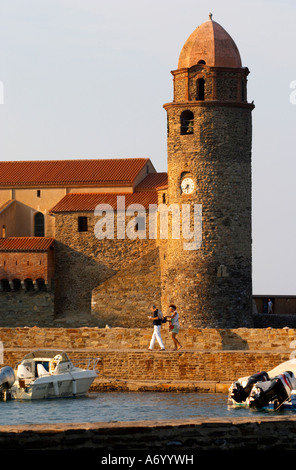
178 14 242 69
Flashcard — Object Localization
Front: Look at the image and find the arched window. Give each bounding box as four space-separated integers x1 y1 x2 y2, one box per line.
24 278 34 291
0 279 11 292
197 60 206 65
196 78 205 100
36 278 46 291
12 279 21 291
180 110 194 135
34 212 45 237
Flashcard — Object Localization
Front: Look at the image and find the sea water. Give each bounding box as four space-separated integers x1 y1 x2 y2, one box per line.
0 392 294 426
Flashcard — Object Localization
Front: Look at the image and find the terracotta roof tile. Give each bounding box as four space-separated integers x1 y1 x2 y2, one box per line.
50 192 158 213
0 158 150 187
135 173 168 191
0 237 55 252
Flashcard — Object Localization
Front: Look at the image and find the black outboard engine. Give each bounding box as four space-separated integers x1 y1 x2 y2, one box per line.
230 371 269 403
249 371 296 409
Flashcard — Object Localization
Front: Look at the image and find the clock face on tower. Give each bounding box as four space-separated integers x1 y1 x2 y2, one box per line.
181 177 194 195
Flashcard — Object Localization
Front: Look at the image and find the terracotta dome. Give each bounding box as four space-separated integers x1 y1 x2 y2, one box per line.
178 15 242 69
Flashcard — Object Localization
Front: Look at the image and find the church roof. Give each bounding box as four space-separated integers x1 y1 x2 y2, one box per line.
50 191 158 213
178 15 242 69
0 158 151 187
0 237 54 252
134 172 168 191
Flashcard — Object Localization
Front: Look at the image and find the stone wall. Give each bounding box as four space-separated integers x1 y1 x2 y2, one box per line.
53 212 161 325
0 290 54 327
0 325 295 353
1 327 295 352
1 416 296 451
173 64 248 102
0 327 295 385
162 103 254 327
0 250 54 283
91 248 161 327
254 314 296 329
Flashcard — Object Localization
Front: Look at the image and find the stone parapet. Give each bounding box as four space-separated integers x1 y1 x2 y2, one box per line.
0 327 295 352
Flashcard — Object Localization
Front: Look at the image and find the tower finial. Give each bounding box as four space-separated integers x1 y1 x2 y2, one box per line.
209 12 213 20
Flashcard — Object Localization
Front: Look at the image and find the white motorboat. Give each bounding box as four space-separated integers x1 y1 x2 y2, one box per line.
0 349 99 400
228 358 296 410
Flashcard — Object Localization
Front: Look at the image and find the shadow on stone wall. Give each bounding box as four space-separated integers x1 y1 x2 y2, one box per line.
54 242 161 327
0 290 54 327
54 241 116 320
91 247 161 328
218 330 249 350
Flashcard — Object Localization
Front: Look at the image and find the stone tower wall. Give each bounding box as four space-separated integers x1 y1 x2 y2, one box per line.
162 65 254 327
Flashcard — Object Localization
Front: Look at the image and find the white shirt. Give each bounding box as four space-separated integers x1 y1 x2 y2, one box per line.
171 312 180 328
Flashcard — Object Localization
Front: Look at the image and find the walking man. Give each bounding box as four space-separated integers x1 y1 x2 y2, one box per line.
148 305 165 350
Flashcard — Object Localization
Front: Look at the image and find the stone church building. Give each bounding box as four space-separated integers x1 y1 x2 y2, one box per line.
0 16 255 328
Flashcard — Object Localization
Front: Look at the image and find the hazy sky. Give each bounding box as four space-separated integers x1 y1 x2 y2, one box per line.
0 0 295 295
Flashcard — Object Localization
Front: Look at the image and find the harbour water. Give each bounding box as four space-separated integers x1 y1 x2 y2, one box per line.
0 392 294 426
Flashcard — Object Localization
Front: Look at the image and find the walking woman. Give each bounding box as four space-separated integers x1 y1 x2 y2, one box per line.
168 304 182 350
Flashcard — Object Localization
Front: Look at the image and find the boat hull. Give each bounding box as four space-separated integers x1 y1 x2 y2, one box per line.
9 370 97 400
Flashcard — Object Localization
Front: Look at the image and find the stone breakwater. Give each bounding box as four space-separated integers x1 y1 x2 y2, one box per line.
1 416 296 451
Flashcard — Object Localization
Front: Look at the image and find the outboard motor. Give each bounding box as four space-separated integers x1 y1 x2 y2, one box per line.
249 371 296 409
230 371 269 404
0 366 15 397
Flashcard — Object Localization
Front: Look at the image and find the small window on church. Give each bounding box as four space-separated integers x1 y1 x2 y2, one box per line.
197 60 206 65
196 78 205 100
34 212 45 237
78 216 88 232
180 110 194 135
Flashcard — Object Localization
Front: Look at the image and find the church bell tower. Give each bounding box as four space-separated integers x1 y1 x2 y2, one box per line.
161 14 255 327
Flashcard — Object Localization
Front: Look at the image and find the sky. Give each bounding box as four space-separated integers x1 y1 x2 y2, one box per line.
0 0 295 295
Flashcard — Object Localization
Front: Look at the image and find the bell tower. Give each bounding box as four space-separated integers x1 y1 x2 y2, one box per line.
161 15 255 327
